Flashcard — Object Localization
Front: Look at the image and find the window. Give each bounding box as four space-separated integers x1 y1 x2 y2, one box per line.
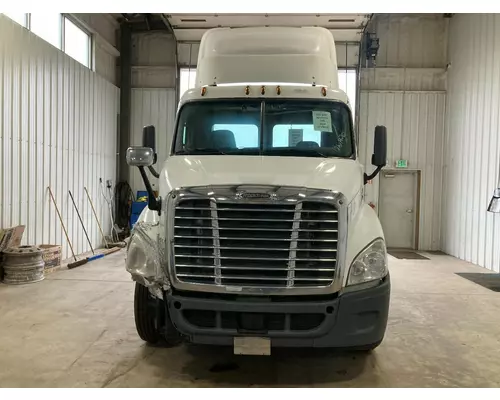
180 68 197 99
272 124 322 148
265 101 353 157
64 18 91 67
212 124 259 148
30 13 62 49
338 70 357 116
2 12 28 27
2 13 92 69
175 100 261 154
173 99 353 158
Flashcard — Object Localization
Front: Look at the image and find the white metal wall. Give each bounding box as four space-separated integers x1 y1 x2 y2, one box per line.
130 89 177 195
361 68 447 91
0 16 120 260
132 32 177 88
359 91 446 250
368 14 448 68
442 14 500 272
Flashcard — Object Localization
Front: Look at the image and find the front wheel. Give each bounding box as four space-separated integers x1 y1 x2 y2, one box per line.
133 282 181 346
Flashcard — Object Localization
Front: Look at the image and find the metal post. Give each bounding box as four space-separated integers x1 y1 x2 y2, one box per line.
119 23 132 183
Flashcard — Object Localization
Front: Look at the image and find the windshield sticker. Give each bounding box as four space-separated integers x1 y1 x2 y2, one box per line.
333 130 347 152
312 111 333 132
289 129 303 146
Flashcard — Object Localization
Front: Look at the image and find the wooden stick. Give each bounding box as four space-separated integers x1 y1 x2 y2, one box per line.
84 186 109 249
48 187 77 262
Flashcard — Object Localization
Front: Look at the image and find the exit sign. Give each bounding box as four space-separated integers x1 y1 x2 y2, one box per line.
396 159 408 168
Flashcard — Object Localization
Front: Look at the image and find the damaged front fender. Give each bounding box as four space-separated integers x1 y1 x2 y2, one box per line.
125 208 170 297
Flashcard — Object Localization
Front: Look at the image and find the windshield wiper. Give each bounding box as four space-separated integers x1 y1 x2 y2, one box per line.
176 147 228 155
264 148 330 158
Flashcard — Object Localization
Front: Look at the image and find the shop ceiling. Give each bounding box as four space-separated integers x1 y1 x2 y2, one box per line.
115 13 372 43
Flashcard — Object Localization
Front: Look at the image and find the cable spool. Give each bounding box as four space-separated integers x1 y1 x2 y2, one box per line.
3 246 45 285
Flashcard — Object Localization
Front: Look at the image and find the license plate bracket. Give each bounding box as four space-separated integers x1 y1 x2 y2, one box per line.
233 336 271 356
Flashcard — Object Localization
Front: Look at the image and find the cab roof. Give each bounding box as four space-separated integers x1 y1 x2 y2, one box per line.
195 27 339 89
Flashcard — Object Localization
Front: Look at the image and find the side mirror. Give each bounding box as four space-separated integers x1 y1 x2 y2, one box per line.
372 125 387 167
143 125 157 164
126 147 154 167
127 125 162 214
364 125 388 184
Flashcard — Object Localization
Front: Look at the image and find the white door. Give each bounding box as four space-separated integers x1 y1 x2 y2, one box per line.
379 171 418 249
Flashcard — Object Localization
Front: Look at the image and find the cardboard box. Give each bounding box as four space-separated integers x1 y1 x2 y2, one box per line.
0 225 25 252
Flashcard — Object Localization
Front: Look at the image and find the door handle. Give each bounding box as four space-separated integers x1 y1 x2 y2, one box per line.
406 209 413 213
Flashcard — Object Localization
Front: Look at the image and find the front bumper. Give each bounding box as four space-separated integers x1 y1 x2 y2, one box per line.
167 274 390 348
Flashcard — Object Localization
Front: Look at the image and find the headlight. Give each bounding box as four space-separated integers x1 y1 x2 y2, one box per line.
347 238 388 287
126 233 155 278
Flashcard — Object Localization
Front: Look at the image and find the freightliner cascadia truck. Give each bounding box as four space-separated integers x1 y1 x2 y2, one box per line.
125 26 390 355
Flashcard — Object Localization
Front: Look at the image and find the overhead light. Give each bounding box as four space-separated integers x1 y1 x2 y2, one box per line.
180 18 207 23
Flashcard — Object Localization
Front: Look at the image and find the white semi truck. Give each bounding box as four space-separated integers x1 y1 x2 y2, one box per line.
125 26 390 354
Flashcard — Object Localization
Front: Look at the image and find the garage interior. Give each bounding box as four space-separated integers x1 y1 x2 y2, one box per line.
1 12 500 387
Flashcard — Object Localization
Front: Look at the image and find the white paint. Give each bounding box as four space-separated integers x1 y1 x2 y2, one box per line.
161 156 364 204
0 16 119 260
358 91 446 250
196 27 339 89
158 154 385 288
129 89 177 195
179 85 349 111
442 14 500 272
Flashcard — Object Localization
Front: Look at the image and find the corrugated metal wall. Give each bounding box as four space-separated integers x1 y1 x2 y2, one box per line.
132 32 177 89
369 14 448 68
130 89 177 194
442 14 500 272
0 16 120 260
361 68 447 91
359 91 446 250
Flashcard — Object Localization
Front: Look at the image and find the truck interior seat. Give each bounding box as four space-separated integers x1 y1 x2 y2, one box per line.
296 140 320 149
211 129 237 149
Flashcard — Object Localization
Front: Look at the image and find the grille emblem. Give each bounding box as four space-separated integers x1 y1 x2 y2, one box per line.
236 191 274 200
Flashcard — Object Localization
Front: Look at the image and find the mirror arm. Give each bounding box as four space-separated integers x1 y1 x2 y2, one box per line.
148 165 160 179
138 166 161 215
364 165 383 185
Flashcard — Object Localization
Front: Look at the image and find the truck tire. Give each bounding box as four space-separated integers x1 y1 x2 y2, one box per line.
134 282 182 346
134 282 162 344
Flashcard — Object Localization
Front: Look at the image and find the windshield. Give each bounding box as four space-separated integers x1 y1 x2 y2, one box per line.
172 99 354 158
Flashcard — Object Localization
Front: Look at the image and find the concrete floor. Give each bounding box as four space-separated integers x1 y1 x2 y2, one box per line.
1 250 500 388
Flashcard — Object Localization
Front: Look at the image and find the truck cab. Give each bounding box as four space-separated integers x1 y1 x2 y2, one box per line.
125 26 390 354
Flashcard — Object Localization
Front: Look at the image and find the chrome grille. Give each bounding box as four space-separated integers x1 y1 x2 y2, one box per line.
172 197 339 289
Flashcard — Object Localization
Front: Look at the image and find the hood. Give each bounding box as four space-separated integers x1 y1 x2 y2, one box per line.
161 155 363 203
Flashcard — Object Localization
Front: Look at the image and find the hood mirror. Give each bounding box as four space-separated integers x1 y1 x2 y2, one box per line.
126 147 154 167
126 125 161 214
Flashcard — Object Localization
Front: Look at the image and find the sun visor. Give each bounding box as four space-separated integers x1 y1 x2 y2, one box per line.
196 27 339 89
